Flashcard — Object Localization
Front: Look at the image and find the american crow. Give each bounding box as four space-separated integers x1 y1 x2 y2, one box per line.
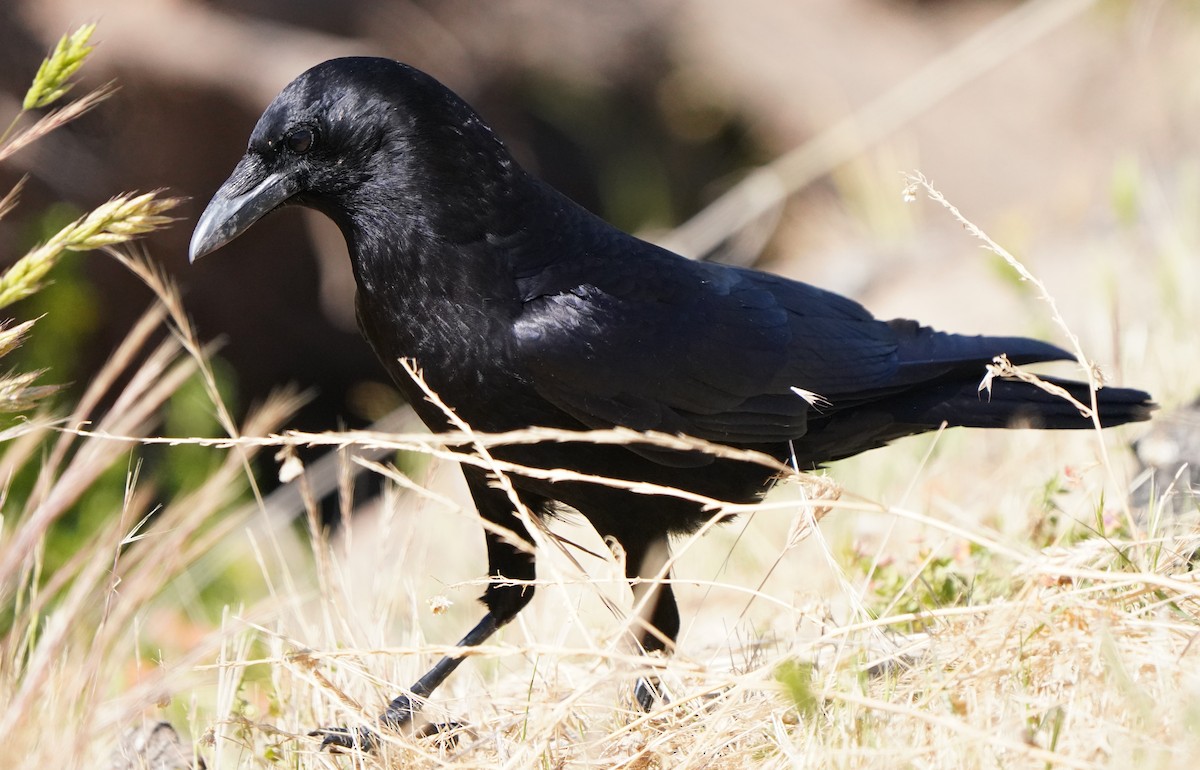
190 57 1154 749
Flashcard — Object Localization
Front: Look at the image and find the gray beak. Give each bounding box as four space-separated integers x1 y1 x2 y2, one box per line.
189 155 301 262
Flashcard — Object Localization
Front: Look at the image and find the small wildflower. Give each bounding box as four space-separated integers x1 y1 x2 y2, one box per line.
427 595 453 615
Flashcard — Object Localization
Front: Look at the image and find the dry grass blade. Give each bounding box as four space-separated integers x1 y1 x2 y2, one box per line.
0 176 26 220
980 353 1095 419
0 81 117 164
68 423 791 474
68 423 787 513
903 171 1137 530
399 357 542 555
14 302 170 556
0 330 192 598
903 171 1098 388
104 245 268 511
89 391 305 737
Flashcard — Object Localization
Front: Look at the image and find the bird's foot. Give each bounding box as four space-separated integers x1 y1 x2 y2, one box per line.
415 719 467 749
634 676 667 712
310 694 423 752
309 725 380 753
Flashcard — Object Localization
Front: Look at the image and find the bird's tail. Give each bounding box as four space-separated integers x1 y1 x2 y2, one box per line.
782 374 1153 468
884 322 1154 428
895 375 1155 430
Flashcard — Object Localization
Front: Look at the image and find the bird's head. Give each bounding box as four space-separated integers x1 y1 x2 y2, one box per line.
189 57 517 262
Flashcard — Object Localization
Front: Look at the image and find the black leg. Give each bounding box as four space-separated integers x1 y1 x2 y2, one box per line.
632 577 679 712
312 613 503 751
613 534 679 711
314 469 543 752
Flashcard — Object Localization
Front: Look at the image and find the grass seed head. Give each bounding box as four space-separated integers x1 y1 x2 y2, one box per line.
22 24 97 111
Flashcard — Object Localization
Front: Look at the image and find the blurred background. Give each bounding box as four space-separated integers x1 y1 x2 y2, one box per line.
1 0 1193 441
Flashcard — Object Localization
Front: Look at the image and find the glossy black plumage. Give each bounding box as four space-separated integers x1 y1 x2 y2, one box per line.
190 57 1153 749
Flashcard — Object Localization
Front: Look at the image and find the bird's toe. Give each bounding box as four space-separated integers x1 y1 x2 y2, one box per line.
309 725 379 753
634 676 666 712
415 719 467 748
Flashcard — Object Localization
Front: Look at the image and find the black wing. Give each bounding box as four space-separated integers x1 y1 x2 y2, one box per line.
510 238 1073 451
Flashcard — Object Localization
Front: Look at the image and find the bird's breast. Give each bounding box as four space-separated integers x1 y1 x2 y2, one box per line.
354 287 547 432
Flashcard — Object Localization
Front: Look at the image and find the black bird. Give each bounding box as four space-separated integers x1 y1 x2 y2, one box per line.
190 57 1153 749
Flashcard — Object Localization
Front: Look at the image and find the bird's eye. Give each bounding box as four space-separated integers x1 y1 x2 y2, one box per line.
286 127 314 154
